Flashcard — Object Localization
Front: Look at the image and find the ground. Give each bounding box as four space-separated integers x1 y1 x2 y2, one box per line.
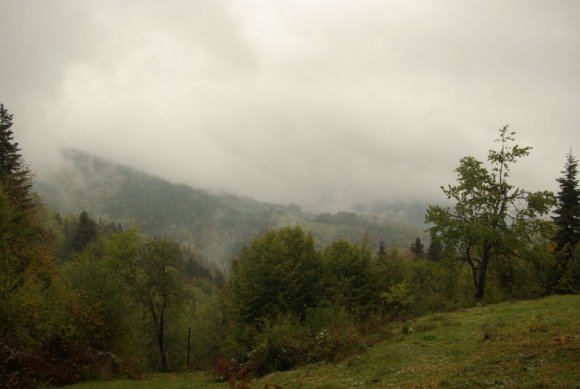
64 294 580 388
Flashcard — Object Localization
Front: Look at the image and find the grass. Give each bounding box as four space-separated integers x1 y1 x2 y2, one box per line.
64 294 580 388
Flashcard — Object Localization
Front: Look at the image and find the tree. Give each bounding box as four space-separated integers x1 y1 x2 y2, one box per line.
229 226 321 325
322 239 374 313
110 230 183 371
0 103 32 211
426 126 556 301
426 234 443 262
551 151 580 292
410 237 425 258
72 210 99 254
377 241 386 259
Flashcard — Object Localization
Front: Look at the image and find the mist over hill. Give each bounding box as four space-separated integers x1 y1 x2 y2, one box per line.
35 149 423 267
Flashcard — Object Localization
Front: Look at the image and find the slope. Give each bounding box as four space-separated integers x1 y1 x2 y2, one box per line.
35 149 421 266
64 294 580 388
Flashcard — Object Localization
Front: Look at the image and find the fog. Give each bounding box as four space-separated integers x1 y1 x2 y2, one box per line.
1 0 579 212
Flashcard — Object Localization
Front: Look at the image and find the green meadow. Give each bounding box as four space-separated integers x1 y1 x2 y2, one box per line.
65 294 580 389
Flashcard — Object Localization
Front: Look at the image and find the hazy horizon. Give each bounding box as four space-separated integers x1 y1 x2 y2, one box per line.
2 0 579 212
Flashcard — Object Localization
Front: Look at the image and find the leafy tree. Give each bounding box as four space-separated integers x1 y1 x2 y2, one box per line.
426 126 556 301
229 226 321 325
410 237 425 258
551 151 580 292
322 239 374 314
110 230 184 371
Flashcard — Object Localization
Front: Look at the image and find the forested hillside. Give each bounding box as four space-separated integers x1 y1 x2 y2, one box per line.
36 149 421 266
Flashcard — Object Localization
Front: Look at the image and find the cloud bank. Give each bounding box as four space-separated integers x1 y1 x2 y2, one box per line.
1 0 579 211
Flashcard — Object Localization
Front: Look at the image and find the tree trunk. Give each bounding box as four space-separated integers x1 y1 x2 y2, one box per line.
474 244 491 301
158 307 168 371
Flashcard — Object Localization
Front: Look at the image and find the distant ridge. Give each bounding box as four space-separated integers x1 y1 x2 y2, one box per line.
35 149 422 266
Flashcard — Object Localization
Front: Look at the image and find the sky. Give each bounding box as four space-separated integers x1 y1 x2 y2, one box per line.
1 0 579 212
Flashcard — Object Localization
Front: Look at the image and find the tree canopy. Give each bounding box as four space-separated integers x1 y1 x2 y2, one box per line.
229 226 321 324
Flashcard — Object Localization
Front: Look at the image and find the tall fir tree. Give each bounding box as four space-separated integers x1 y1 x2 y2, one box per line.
552 151 580 252
0 103 32 211
410 237 425 258
72 210 99 253
552 151 580 292
426 234 443 262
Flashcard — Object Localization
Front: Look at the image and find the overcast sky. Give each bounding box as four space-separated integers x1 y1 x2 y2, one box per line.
1 0 579 211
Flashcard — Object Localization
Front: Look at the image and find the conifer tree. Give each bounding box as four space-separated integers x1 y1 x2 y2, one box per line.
552 151 580 253
552 151 580 292
72 210 99 253
377 241 386 259
427 234 443 262
0 103 32 211
410 237 424 258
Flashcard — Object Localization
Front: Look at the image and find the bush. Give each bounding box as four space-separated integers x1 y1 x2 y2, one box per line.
244 316 307 376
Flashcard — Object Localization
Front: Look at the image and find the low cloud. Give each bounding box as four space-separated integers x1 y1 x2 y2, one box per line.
1 0 578 211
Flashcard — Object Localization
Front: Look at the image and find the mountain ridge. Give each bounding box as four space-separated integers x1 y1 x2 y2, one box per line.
35 149 423 266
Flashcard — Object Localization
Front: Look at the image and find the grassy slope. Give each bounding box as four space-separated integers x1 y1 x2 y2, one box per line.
64 294 579 389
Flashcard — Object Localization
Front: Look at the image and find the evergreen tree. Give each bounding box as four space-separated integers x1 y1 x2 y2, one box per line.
377 241 386 259
72 210 99 253
427 234 443 262
552 151 580 292
0 103 32 211
552 151 580 253
410 237 425 258
0 104 19 176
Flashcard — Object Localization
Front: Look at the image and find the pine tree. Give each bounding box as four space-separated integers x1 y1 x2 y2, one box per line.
552 151 580 253
552 151 580 292
427 234 443 262
377 241 386 259
410 237 425 258
72 210 99 253
0 104 19 175
0 103 32 211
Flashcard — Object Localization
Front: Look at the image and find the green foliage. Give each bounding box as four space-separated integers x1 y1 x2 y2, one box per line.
0 103 33 212
551 151 580 293
426 234 443 262
229 226 322 324
59 247 147 371
409 237 424 258
426 126 556 300
321 239 375 314
111 231 184 371
554 245 580 294
381 281 414 319
71 210 99 254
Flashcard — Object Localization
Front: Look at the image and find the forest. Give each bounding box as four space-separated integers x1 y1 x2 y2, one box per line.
1 103 579 388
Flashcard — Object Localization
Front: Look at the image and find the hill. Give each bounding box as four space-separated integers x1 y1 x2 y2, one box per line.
64 294 580 388
35 149 422 266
